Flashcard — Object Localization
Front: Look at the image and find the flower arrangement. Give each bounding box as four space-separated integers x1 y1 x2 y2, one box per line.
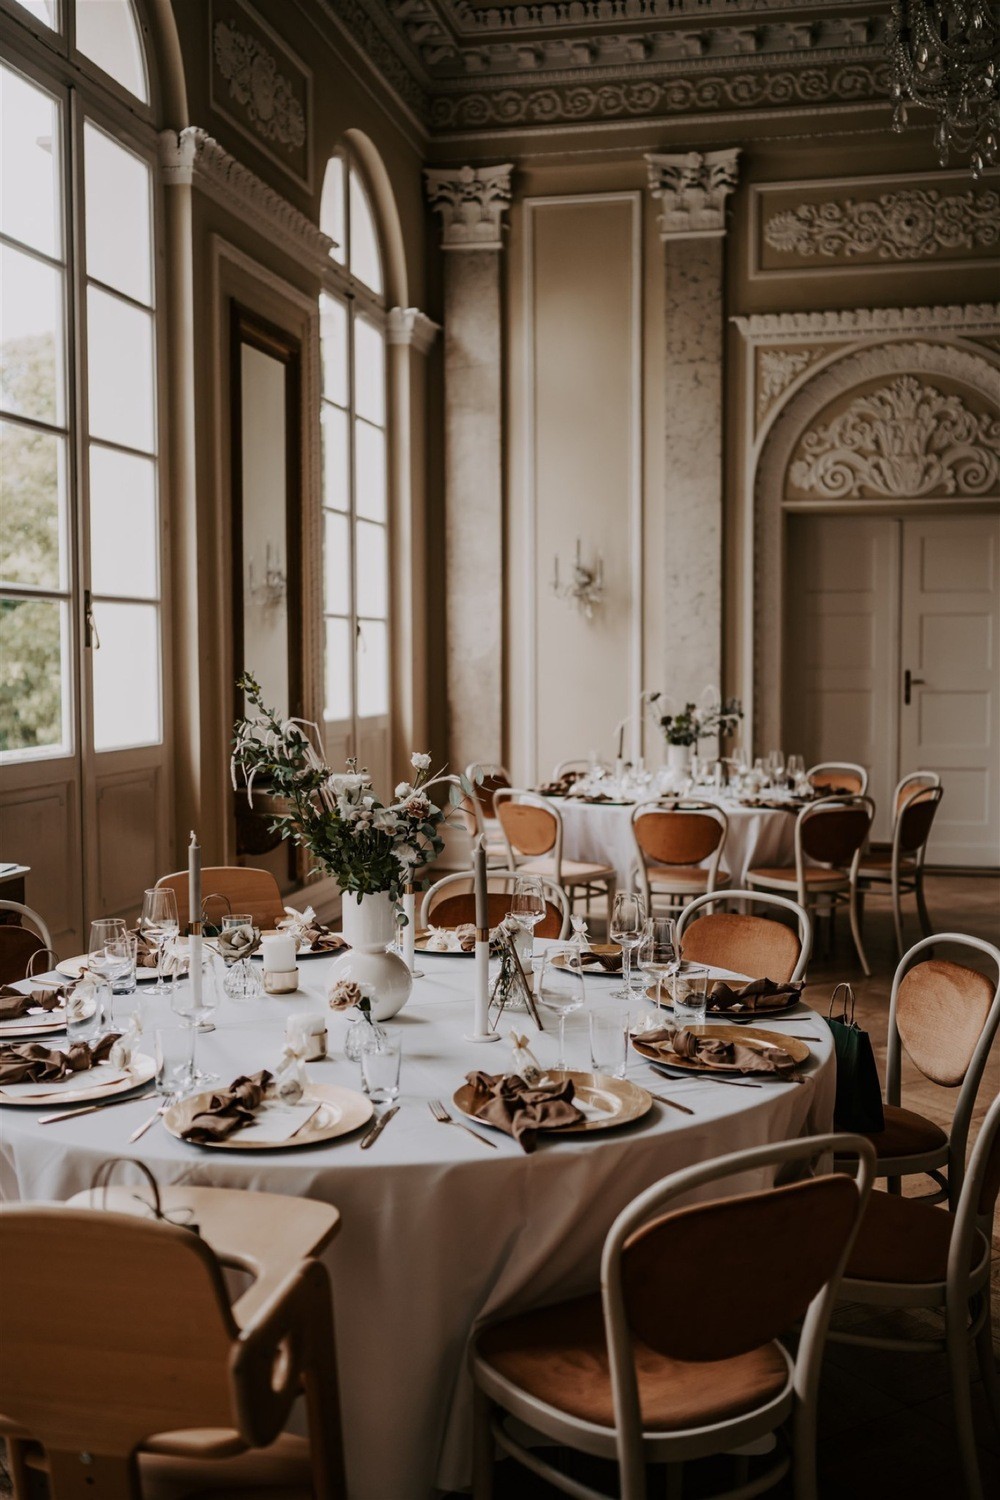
648 692 743 747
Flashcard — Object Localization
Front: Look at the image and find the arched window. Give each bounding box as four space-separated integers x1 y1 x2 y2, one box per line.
319 148 389 768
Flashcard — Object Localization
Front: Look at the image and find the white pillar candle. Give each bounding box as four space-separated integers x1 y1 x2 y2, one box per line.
188 830 202 1005
467 836 499 1042
403 887 416 973
262 934 297 972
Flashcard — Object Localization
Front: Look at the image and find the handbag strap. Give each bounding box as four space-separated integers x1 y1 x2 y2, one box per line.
26 946 60 980
89 1157 200 1235
828 981 856 1025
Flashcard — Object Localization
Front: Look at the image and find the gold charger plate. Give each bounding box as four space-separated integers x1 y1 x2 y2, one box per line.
452 1070 651 1137
0 1009 67 1039
0 1053 156 1108
554 944 622 974
631 1024 810 1076
413 929 475 957
643 985 804 1019
57 955 165 983
163 1082 373 1151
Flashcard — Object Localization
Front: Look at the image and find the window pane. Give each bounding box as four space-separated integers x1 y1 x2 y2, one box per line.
324 511 350 616
86 286 154 451
84 122 151 305
92 600 160 750
321 403 349 512
320 155 345 264
0 64 61 259
356 520 387 619
320 294 348 407
324 616 351 722
355 418 386 522
354 316 384 426
89 445 157 598
349 169 383 296
0 420 66 589
75 0 148 102
13 1 58 27
356 618 387 718
0 596 68 754
0 245 64 425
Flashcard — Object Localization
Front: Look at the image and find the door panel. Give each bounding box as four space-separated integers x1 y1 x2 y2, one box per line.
0 771 82 952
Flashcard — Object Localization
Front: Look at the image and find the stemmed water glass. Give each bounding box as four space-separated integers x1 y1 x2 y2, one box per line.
170 950 220 1085
87 919 130 1022
140 887 179 996
787 754 806 793
536 946 586 1071
637 916 677 1024
610 890 645 1000
768 750 786 789
509 876 546 966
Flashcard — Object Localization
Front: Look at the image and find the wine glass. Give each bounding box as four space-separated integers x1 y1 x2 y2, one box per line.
768 749 786 789
170 950 220 1085
637 917 677 1023
536 946 586 1071
509 876 546 967
87 919 131 1019
610 890 645 1000
787 754 806 793
140 887 179 996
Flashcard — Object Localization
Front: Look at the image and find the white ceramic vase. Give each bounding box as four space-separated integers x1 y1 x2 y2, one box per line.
666 743 691 781
327 891 412 1022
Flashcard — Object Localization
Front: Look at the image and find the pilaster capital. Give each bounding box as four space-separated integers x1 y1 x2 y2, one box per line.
386 306 440 355
645 149 741 241
423 163 513 250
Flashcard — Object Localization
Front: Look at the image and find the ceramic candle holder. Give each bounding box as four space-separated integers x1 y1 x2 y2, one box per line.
264 966 299 995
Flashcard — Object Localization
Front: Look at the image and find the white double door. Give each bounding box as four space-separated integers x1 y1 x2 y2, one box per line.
785 510 1000 866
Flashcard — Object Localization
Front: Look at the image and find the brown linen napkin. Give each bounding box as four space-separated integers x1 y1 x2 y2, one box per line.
708 977 805 1015
636 1027 797 1077
180 1070 273 1145
129 928 159 969
0 1033 120 1087
577 949 622 973
454 923 478 953
465 1071 585 1153
0 985 67 1022
308 928 348 953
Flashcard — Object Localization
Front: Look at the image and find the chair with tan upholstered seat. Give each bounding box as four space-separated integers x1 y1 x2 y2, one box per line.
676 889 812 984
421 870 570 939
470 1132 874 1500
858 778 943 958
630 803 729 919
747 796 874 976
831 1089 1000 1500
156 866 285 933
493 790 615 919
806 761 869 796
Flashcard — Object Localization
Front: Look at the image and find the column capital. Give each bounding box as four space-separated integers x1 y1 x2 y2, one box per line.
386 306 440 355
645 149 741 241
423 163 513 251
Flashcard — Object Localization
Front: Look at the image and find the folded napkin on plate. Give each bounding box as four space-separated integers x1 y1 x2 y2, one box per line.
708 977 804 1015
465 1071 585 1152
309 928 348 953
0 1032 120 1087
637 1026 797 1076
0 985 66 1022
577 949 622 973
180 1070 273 1144
129 928 160 968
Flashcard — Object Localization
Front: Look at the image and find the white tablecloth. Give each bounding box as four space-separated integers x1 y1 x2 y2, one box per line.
0 953 834 1500
553 794 796 891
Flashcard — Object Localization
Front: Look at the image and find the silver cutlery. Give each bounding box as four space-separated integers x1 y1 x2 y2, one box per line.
37 1087 156 1125
651 1065 764 1090
128 1097 173 1143
360 1104 399 1150
647 1091 695 1116
428 1098 497 1148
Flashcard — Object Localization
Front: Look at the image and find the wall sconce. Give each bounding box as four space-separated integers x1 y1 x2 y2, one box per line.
247 543 287 610
551 538 604 621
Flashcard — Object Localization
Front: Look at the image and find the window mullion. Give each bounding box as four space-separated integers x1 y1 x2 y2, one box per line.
67 83 91 766
347 302 360 754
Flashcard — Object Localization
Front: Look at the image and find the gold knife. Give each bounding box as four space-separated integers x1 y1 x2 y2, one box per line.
360 1104 399 1149
37 1087 156 1126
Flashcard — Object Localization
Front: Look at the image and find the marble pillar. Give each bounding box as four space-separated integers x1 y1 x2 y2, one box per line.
424 165 512 774
646 150 740 700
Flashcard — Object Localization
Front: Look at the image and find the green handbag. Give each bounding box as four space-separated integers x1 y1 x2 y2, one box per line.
826 982 885 1133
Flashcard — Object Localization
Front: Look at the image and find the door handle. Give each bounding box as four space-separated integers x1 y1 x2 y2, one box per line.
83 590 100 650
904 669 925 706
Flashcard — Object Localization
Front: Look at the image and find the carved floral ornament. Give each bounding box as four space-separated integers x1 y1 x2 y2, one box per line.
423 164 513 249
764 187 999 263
214 19 306 152
646 149 740 239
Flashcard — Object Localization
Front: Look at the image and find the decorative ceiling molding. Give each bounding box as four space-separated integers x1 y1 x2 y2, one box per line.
423 163 513 248
646 148 740 239
387 306 441 354
763 186 1000 263
159 128 335 273
733 302 1000 344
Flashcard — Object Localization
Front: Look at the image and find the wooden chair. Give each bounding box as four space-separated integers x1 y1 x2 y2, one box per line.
464 763 512 823
0 901 54 985
832 1088 1000 1500
747 796 874 976
676 889 812 984
858 781 943 958
0 1193 346 1500
420 871 570 939
156 866 284 933
493 790 615 918
551 759 590 781
840 933 1000 1211
444 776 509 869
470 1133 874 1500
806 761 869 796
629 803 729 918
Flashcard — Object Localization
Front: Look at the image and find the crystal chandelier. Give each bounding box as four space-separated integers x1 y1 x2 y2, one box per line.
887 2 1000 176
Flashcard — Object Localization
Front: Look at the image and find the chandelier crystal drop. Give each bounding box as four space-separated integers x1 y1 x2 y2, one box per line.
887 1 1000 176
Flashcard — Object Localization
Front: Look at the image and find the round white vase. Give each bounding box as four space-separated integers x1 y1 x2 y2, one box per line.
327 891 412 1022
665 743 691 781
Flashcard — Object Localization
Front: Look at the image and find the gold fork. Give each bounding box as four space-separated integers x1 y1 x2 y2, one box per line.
428 1098 497 1149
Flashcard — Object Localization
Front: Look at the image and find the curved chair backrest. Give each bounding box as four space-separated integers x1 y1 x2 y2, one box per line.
552 759 590 781
894 769 941 814
887 934 1000 1205
631 803 727 867
949 1090 1000 1297
0 901 52 951
677 889 812 984
465 764 511 821
156 866 284 932
600 1134 874 1498
0 928 52 987
438 774 484 841
494 790 562 871
807 762 869 796
797 796 874 871
895 784 943 862
421 871 570 939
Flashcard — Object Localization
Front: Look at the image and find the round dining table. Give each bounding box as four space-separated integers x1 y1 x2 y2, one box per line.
0 948 835 1500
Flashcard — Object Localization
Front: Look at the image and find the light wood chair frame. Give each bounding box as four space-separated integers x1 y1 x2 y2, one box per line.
552 759 591 781
629 802 729 919
805 761 869 795
676 889 813 985
832 1090 1000 1500
420 870 571 939
493 789 615 917
470 1133 875 1500
858 783 943 959
0 900 53 952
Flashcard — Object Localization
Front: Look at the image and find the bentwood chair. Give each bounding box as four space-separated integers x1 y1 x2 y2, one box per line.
551 759 591 781
747 796 875 975
677 889 812 984
0 901 54 985
832 1089 1000 1500
629 803 729 918
421 870 570 939
156 866 284 933
840 934 1000 1210
465 763 512 823
470 1134 874 1500
806 762 869 796
0 1197 346 1499
493 790 616 918
443 776 509 868
858 781 943 958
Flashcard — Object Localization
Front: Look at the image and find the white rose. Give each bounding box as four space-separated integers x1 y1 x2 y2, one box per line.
395 781 412 799
328 772 367 796
410 752 432 772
